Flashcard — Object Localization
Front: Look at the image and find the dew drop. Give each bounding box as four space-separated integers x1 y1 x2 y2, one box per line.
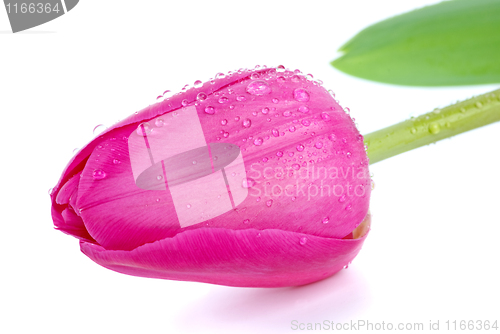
242 178 256 188
291 75 300 83
328 134 336 141
298 106 309 113
204 106 215 115
283 110 292 117
194 80 203 88
266 199 273 207
272 128 279 137
113 159 121 164
296 144 305 152
276 151 284 157
218 96 229 104
155 118 164 127
322 217 330 224
289 126 296 132
93 169 106 180
157 175 163 180
181 99 189 107
242 119 252 128
221 119 228 125
187 204 191 209
338 194 346 203
236 95 246 102
410 127 417 134
321 112 331 121
243 219 250 224
253 137 264 146
197 92 207 101
246 80 272 95
136 122 152 136
314 142 323 149
345 204 352 211
272 98 279 104
428 123 440 134
293 88 310 102
299 237 307 245
292 163 300 170
262 107 270 114
93 124 106 136
301 119 311 126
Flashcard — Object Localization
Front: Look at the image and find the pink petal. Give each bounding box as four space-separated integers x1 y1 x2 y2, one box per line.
81 214 370 287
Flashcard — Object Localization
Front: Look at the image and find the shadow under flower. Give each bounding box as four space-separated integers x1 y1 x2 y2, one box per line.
174 267 370 333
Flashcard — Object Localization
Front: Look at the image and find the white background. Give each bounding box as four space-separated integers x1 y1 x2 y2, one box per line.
1 1 499 333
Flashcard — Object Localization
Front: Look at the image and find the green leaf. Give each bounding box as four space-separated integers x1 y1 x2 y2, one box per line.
331 0 500 86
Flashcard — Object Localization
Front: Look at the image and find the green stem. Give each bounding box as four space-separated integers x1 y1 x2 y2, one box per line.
364 89 500 164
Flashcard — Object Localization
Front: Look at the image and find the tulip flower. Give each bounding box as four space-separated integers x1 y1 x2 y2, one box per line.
50 66 500 287
50 67 372 287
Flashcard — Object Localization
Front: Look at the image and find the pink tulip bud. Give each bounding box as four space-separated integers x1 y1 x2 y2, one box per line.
50 67 371 287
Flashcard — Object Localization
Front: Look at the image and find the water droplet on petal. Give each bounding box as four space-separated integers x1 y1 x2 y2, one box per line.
194 80 203 88
197 92 207 101
221 119 228 126
277 76 286 83
301 119 311 126
299 237 307 245
218 96 229 104
181 99 189 107
187 204 191 209
136 122 152 136
262 107 269 114
289 126 296 132
242 119 252 128
298 106 309 113
314 142 323 149
155 118 164 127
339 194 346 203
283 110 292 117
291 75 300 83
322 217 329 224
243 219 250 224
93 169 106 180
157 175 163 180
272 128 279 137
296 144 305 152
113 159 121 164
321 112 331 121
204 106 215 115
242 178 256 188
93 124 106 136
246 80 272 96
294 88 310 102
266 199 273 207
276 151 283 157
254 137 263 146
272 98 279 104
345 204 352 211
292 163 300 170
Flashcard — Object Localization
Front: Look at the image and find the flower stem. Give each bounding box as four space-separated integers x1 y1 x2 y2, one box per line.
364 89 500 164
